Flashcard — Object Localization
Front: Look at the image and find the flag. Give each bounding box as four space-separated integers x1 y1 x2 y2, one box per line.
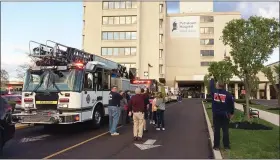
148 63 153 67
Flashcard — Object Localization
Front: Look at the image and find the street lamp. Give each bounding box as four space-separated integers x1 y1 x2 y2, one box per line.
148 63 153 79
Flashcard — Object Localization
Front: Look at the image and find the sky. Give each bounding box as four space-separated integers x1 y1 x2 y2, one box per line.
1 2 279 81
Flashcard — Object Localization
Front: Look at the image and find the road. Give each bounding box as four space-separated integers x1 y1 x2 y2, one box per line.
2 99 213 159
252 99 279 108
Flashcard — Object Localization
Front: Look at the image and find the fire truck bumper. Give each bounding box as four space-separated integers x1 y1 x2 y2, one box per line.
12 112 81 124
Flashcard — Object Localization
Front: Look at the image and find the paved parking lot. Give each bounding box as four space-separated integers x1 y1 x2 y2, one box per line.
2 99 213 159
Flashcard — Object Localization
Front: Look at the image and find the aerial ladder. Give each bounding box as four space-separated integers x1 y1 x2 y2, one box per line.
28 40 134 79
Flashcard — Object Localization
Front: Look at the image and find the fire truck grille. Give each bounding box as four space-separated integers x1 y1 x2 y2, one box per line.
35 92 59 111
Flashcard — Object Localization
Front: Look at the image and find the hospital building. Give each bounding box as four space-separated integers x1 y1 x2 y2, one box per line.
82 1 273 99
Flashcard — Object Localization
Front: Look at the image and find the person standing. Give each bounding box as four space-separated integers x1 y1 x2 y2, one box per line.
210 77 235 150
125 90 131 124
155 92 166 131
151 93 158 125
119 91 128 125
108 86 123 136
128 88 145 141
141 88 150 132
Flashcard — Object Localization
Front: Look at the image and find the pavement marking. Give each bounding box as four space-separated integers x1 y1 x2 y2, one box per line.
201 102 223 159
43 125 123 159
20 134 50 143
135 139 161 150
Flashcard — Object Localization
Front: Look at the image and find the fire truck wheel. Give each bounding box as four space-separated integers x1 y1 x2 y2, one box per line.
91 106 103 129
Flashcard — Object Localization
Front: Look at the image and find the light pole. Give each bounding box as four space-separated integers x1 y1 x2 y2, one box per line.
148 63 153 79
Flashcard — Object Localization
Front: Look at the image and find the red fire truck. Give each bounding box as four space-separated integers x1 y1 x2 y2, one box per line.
130 79 160 93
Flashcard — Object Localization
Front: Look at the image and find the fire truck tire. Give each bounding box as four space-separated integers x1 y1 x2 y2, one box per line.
90 106 103 129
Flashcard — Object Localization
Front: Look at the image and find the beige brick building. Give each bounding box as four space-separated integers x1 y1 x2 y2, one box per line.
83 1 270 99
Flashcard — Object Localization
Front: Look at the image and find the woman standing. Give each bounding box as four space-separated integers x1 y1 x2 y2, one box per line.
156 92 166 131
151 93 158 125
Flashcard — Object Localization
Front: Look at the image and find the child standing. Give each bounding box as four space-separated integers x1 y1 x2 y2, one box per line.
156 92 165 131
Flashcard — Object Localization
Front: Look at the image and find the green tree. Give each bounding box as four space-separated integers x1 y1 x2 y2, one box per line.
207 60 235 85
262 64 280 107
221 16 280 119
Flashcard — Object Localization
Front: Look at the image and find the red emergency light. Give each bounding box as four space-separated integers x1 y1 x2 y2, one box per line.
72 61 84 69
131 80 151 84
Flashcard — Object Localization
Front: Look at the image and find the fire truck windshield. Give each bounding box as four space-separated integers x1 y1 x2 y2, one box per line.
23 69 83 92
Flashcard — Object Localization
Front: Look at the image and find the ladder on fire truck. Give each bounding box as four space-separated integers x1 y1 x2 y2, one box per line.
29 40 131 78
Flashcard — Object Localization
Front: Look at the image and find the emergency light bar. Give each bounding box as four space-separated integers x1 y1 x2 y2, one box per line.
131 80 151 84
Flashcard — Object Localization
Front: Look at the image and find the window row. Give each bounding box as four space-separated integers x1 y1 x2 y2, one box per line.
200 16 214 23
200 39 214 45
200 50 214 56
120 63 136 69
102 16 137 25
200 61 212 66
200 27 214 34
102 31 137 40
159 64 163 74
103 1 137 9
101 47 136 56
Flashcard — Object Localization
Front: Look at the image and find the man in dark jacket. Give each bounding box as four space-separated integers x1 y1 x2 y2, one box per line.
108 86 123 136
210 77 235 150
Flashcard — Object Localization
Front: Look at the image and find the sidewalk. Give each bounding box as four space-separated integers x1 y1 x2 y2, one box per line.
234 103 279 126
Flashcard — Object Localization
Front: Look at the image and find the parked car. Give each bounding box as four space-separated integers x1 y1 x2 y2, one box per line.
0 97 16 155
1 95 22 113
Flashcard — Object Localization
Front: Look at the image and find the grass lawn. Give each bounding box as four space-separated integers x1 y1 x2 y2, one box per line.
204 102 280 159
240 103 280 115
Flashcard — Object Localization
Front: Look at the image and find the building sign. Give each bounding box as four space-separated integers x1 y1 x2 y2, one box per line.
170 16 200 38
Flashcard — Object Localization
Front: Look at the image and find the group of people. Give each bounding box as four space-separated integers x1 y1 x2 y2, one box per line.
108 86 166 141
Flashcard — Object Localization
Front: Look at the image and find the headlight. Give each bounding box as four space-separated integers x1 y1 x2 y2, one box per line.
24 104 34 108
58 104 68 108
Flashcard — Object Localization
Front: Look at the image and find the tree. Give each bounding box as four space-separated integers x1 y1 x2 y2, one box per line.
16 52 36 80
0 69 9 88
250 75 260 98
221 16 280 119
16 63 30 80
262 65 280 107
207 60 235 85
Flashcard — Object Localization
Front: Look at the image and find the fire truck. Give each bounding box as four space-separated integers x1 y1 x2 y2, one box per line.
130 79 173 103
130 79 160 93
13 40 137 128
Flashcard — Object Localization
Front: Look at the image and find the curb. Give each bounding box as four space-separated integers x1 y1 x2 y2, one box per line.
202 102 223 159
15 124 34 130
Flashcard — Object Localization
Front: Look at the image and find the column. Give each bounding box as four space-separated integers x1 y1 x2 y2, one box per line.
225 84 228 91
204 85 208 99
175 81 178 89
234 83 239 99
266 83 270 100
257 90 260 99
